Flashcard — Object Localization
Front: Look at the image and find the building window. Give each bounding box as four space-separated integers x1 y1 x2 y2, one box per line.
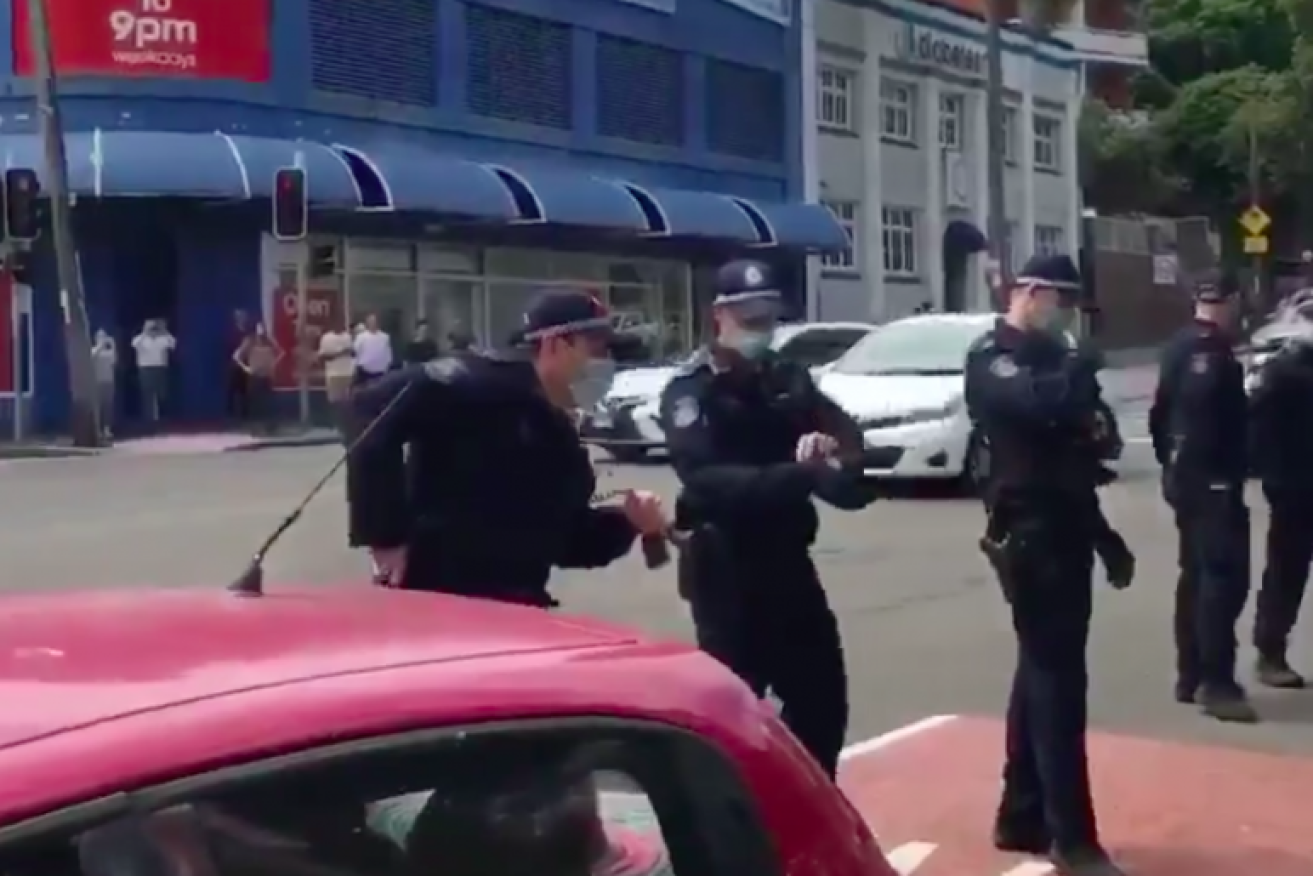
817 64 857 133
882 206 918 277
880 78 917 144
1002 105 1019 164
1034 114 1062 171
939 92 965 151
1035 224 1065 256
821 200 860 272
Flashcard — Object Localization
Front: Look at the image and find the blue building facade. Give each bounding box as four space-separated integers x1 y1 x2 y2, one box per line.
0 0 842 434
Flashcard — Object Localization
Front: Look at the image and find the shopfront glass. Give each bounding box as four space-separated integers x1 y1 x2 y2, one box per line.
288 240 695 360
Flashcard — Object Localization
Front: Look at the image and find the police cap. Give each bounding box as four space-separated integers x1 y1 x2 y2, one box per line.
1016 253 1082 296
1191 272 1235 304
510 288 613 346
713 259 780 307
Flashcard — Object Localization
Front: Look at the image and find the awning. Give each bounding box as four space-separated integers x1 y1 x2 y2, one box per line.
341 145 518 220
0 130 361 207
736 199 850 252
488 165 649 231
624 185 762 243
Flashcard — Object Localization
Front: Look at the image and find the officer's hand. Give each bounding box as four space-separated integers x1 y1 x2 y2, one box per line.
796 432 840 463
369 546 408 588
621 490 668 536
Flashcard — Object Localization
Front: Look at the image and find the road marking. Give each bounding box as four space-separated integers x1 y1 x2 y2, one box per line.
840 714 959 761
884 841 937 875
999 863 1054 876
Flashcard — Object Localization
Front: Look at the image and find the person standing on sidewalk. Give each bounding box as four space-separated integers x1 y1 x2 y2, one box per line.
233 324 283 435
352 314 393 385
91 329 117 440
318 322 356 418
131 319 176 428
403 319 439 365
226 309 252 424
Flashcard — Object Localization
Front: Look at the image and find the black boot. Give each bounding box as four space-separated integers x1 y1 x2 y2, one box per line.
1256 654 1306 689
1199 683 1260 723
1051 844 1128 876
993 823 1049 856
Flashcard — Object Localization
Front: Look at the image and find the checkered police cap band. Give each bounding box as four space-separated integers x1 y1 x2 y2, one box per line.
1016 276 1081 292
713 289 782 306
520 314 614 341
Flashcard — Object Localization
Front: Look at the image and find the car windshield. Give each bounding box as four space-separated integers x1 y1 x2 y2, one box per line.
831 319 988 376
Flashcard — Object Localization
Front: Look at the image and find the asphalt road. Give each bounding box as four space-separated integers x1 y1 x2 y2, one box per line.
2 394 1311 761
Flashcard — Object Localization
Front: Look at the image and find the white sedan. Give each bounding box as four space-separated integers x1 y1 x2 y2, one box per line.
817 313 998 485
583 321 877 462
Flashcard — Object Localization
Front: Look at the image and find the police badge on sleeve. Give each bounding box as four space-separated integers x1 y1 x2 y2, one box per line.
990 356 1019 378
1190 353 1209 374
671 396 700 428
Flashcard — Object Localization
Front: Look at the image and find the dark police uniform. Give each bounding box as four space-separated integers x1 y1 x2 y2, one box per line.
966 254 1120 876
1248 334 1313 689
1148 277 1254 721
659 260 877 779
346 290 639 605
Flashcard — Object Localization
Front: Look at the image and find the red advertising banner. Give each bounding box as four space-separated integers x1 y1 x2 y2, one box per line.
270 285 344 389
13 0 270 82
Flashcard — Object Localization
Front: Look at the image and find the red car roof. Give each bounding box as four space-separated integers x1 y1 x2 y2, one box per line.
0 587 767 824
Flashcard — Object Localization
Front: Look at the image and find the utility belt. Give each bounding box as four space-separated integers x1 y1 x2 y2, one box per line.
979 492 1096 603
676 522 814 604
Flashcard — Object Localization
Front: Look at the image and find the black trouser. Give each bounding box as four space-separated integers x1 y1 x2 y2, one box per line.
1254 484 1313 661
1172 483 1250 690
226 365 249 421
990 498 1098 851
681 541 847 778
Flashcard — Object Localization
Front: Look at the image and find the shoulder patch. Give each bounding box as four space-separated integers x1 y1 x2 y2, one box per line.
989 355 1019 378
671 395 701 428
422 357 467 383
1190 353 1210 374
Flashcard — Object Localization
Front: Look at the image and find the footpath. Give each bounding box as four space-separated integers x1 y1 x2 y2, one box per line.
0 427 340 461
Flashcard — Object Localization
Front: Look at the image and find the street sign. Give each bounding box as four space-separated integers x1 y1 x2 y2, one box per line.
1239 205 1270 236
1244 235 1269 254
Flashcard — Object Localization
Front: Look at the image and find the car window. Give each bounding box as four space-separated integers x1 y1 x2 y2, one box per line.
774 328 869 368
0 722 779 876
831 319 988 376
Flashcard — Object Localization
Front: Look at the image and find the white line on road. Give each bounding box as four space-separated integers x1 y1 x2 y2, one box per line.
999 863 1055 876
840 714 959 761
884 841 937 875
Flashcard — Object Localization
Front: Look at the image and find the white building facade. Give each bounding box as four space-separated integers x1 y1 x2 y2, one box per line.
802 0 1084 322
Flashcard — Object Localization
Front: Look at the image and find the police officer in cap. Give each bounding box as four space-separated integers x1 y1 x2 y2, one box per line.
1149 272 1255 721
660 258 877 779
1247 323 1313 689
346 288 668 603
966 253 1125 876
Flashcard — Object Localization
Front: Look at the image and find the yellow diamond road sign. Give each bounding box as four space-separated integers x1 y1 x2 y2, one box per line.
1240 206 1270 236
1244 235 1269 255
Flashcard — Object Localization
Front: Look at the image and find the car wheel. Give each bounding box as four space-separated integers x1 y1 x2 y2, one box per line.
607 446 648 464
961 430 989 495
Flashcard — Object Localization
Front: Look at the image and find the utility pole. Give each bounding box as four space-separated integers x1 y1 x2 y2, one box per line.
1248 121 1263 309
27 0 100 446
984 0 1011 299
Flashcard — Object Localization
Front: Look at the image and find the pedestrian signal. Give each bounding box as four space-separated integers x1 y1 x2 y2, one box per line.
4 168 41 242
272 167 307 241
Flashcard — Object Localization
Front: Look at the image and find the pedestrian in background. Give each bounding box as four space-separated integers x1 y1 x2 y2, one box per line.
352 313 392 384
91 328 117 440
404 319 439 364
131 319 176 428
318 322 356 415
233 324 283 435
226 309 252 423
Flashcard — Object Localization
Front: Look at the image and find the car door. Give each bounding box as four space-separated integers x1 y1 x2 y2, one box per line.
774 328 871 370
0 719 790 876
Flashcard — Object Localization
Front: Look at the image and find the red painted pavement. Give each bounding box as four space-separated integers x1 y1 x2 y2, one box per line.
840 716 1313 876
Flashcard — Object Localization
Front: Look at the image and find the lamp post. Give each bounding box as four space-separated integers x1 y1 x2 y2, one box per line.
26 0 100 446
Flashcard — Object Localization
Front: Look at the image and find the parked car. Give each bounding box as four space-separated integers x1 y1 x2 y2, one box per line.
583 321 878 462
0 586 896 876
1244 291 1313 393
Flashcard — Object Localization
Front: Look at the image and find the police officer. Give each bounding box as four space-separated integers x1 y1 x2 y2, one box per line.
1248 330 1313 689
966 253 1123 876
346 288 667 603
659 259 876 779
1148 274 1255 721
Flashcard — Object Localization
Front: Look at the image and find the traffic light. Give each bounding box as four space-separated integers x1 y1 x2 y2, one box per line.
4 168 41 242
272 167 307 241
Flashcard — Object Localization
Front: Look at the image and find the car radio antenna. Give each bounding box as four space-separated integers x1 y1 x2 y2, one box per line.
228 382 415 598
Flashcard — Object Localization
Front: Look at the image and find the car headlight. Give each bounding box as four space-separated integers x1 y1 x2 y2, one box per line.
856 399 960 430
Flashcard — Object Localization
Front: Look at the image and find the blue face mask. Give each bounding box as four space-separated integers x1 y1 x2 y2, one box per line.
725 329 774 360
